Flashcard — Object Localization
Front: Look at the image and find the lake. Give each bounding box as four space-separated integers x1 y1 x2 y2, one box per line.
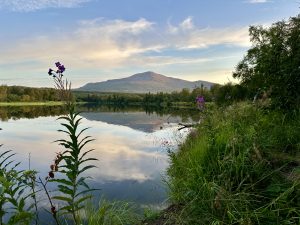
0 105 199 223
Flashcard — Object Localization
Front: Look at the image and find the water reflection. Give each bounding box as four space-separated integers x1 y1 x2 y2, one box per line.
0 105 65 121
0 105 196 212
0 104 200 125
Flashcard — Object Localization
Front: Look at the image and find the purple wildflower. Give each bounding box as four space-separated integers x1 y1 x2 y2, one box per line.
55 62 61 67
196 95 205 110
48 68 53 76
196 95 205 103
58 64 65 73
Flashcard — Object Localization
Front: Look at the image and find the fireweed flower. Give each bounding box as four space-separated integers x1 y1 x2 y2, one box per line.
47 62 72 102
58 65 65 73
196 95 205 110
51 206 57 215
48 62 66 77
48 171 55 178
48 68 54 76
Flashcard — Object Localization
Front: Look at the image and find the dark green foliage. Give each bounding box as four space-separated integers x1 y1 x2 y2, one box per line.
0 86 61 102
168 103 300 224
0 105 66 121
233 15 300 109
0 149 34 225
211 83 249 105
74 86 213 107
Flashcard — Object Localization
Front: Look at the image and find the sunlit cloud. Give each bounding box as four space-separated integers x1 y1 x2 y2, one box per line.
0 18 156 68
166 17 250 49
1 116 169 182
0 16 250 86
246 0 270 3
0 0 90 12
0 17 249 63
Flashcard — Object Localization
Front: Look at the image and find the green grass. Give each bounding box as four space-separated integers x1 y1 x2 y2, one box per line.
0 101 88 106
0 101 64 106
167 102 300 224
80 199 141 225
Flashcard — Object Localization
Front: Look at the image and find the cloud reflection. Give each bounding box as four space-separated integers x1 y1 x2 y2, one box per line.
0 112 176 204
2 118 168 178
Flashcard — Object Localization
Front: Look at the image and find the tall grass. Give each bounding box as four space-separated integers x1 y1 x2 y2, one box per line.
81 199 141 225
168 102 300 224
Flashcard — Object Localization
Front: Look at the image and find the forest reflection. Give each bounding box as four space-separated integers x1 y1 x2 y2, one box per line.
0 104 200 123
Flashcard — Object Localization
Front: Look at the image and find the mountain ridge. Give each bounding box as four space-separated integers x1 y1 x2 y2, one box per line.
77 71 216 93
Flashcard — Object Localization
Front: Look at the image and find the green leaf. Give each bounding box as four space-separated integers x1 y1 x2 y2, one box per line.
0 150 12 159
18 198 25 211
73 117 83 132
78 165 96 175
76 177 89 189
78 139 95 151
57 129 70 135
79 158 98 165
52 196 72 203
79 149 95 161
4 160 15 168
57 116 72 123
59 205 73 213
74 195 92 206
58 185 73 196
60 123 76 136
50 179 73 186
11 162 21 170
54 139 72 145
76 127 90 139
0 153 16 168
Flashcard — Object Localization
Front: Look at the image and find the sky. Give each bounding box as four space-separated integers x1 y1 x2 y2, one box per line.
0 0 298 88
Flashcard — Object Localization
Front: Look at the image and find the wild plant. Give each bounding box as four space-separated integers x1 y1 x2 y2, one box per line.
0 62 98 225
46 62 98 224
0 147 34 225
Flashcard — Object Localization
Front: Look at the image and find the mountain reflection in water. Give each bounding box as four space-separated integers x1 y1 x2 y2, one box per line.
0 104 198 219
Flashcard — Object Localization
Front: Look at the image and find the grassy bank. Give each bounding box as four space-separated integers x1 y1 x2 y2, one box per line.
165 102 300 224
0 101 65 106
0 101 89 106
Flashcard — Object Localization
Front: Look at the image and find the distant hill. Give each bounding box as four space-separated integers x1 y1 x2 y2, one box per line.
77 71 216 93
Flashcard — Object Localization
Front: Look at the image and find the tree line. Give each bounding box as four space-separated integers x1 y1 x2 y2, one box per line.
74 84 250 106
0 85 61 102
0 84 251 106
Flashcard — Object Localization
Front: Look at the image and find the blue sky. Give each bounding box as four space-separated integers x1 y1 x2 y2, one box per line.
0 0 298 87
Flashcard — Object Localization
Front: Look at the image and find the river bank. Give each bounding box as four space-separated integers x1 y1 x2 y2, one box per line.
147 102 300 224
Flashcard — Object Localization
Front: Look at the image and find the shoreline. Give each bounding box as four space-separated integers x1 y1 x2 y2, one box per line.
0 102 88 106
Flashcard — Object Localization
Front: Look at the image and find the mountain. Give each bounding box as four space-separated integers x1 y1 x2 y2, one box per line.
77 71 215 93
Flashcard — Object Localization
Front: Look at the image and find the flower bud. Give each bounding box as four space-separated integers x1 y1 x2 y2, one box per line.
51 206 56 215
48 171 54 178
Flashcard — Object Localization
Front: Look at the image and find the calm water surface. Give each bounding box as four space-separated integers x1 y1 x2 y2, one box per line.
0 105 198 221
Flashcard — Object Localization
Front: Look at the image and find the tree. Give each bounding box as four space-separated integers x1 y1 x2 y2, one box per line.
233 15 300 109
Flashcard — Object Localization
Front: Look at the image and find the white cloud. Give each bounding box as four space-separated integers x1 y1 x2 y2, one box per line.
166 18 250 49
0 0 89 12
0 18 155 66
246 0 270 3
180 16 194 30
0 17 250 86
